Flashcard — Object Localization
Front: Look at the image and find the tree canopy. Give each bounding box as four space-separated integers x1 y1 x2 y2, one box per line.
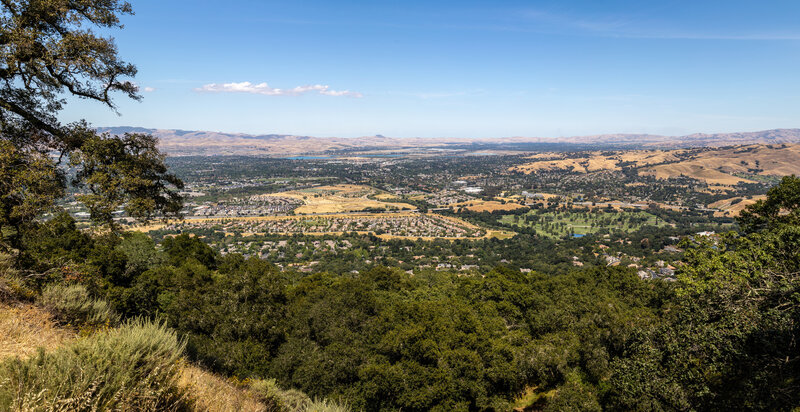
0 0 182 247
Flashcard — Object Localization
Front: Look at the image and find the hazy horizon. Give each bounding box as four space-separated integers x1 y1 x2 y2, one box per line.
98 125 800 140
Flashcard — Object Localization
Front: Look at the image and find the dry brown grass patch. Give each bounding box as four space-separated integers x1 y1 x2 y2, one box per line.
179 365 266 412
257 184 416 215
708 195 766 216
461 201 526 213
0 303 75 360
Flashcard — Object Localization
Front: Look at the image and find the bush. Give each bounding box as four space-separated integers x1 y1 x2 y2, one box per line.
38 283 120 328
304 398 352 412
0 252 33 302
247 378 350 412
249 378 311 411
0 319 190 411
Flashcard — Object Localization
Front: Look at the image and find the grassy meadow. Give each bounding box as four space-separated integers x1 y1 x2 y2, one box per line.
500 209 669 239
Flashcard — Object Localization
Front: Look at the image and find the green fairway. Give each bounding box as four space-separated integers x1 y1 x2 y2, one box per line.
500 209 669 239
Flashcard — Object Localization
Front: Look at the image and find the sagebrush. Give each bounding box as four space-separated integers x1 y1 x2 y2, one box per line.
0 319 189 411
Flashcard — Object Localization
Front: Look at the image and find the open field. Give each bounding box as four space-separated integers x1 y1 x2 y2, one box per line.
255 184 415 214
373 193 400 200
500 210 669 239
708 195 766 217
450 200 527 212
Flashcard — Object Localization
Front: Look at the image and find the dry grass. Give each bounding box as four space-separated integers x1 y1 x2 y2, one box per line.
431 213 481 229
451 200 526 212
486 229 517 240
708 195 766 216
512 157 603 174
0 304 268 411
642 163 751 185
512 144 800 184
511 150 676 174
373 193 399 200
641 144 800 185
522 153 564 160
0 319 190 411
616 150 685 165
178 365 266 412
295 197 410 215
513 154 620 173
0 303 75 360
258 184 416 215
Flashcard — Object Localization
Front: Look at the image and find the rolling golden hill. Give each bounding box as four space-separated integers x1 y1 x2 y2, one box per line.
97 127 800 157
512 144 800 186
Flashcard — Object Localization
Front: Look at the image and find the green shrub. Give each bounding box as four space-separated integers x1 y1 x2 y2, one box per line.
38 283 120 327
0 252 34 302
304 398 352 412
247 378 349 412
249 378 312 411
0 319 190 411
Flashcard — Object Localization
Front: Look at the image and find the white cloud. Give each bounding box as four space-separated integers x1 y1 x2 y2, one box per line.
195 81 363 98
143 87 157 92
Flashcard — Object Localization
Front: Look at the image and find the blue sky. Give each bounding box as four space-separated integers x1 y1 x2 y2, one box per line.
61 0 800 138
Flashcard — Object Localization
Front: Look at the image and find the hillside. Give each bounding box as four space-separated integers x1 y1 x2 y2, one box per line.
640 144 800 184
0 290 347 412
0 301 263 411
97 127 800 156
512 143 800 186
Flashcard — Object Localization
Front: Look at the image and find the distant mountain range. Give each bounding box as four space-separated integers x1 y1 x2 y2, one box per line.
96 127 800 156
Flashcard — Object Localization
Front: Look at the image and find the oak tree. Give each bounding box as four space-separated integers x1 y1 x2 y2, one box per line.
0 0 183 247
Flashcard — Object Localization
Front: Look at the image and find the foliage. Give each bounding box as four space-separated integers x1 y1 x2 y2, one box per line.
738 174 800 233
17 211 93 272
38 283 120 328
0 0 183 242
77 228 663 411
0 319 189 411
303 398 352 412
162 233 218 269
163 252 287 378
248 378 313 411
70 132 185 227
0 252 35 301
0 141 64 247
0 0 138 123
606 177 800 411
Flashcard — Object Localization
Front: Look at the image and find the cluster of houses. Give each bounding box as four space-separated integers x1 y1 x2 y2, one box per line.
637 260 678 280
169 214 482 238
435 263 480 271
426 190 476 207
188 196 302 217
217 238 355 259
